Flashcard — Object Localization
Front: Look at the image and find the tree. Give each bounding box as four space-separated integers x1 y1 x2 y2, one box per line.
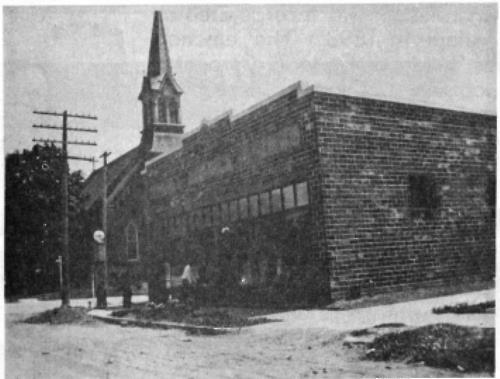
5 144 91 297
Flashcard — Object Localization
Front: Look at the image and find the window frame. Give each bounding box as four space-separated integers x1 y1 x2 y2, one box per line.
125 221 140 261
408 174 439 220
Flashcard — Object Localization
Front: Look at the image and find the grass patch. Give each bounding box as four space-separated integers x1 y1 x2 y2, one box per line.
24 307 94 325
365 323 494 373
433 301 494 314
111 304 277 328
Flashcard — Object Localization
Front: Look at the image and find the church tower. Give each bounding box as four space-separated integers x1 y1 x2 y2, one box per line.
139 11 184 153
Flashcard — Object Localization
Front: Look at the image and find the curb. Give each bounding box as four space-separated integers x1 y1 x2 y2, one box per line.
89 312 239 335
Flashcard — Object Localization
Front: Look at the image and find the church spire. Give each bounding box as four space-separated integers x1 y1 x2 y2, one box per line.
147 11 171 78
139 11 184 153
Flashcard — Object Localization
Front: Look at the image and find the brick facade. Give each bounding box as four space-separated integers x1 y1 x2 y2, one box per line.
314 92 496 299
141 85 495 301
143 86 329 302
87 12 495 303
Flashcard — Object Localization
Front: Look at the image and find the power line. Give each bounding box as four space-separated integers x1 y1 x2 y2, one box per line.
33 110 98 120
32 109 98 307
33 124 98 133
32 138 97 146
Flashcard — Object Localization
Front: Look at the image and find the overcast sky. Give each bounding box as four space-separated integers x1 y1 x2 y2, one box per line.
4 4 496 177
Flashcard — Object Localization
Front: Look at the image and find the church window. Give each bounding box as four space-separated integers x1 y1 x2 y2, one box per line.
170 101 179 124
158 99 167 122
126 222 139 261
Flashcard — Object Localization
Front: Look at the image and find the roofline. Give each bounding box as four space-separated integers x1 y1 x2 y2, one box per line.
313 84 496 117
144 82 307 170
84 145 140 183
143 80 496 171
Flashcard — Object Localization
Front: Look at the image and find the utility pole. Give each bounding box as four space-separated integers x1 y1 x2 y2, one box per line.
33 110 97 307
96 151 111 308
55 255 63 292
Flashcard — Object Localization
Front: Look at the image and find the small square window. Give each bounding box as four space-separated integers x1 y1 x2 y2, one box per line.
239 198 248 219
249 195 259 217
296 182 309 207
283 185 295 209
408 174 439 219
260 192 271 215
271 189 282 212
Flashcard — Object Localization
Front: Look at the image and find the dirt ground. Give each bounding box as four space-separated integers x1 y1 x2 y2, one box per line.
5 298 491 379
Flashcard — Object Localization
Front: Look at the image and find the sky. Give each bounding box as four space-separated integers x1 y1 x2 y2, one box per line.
3 4 497 177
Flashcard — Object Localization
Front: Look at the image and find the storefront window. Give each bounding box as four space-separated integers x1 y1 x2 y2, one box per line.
271 188 282 212
296 182 309 206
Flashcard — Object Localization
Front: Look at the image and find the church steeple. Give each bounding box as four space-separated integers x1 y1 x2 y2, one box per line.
147 11 172 78
139 11 184 153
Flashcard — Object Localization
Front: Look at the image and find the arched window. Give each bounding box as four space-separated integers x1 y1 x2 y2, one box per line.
126 222 139 260
169 101 179 124
158 98 167 122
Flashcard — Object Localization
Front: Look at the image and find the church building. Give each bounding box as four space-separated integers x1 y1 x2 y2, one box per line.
83 11 495 303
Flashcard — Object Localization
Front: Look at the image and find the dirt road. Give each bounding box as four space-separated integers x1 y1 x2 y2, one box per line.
5 298 490 378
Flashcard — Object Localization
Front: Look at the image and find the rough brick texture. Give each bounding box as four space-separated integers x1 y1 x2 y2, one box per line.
143 88 328 301
313 92 495 299
141 86 495 302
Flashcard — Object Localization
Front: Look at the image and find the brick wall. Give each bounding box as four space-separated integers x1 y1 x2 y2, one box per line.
143 88 329 301
313 92 496 299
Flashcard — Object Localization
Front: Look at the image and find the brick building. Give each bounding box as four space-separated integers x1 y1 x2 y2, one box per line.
84 11 496 302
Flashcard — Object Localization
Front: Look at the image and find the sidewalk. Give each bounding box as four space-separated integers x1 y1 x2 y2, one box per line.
251 289 495 332
86 289 494 335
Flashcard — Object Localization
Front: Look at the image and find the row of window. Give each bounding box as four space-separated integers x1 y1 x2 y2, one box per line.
164 181 309 232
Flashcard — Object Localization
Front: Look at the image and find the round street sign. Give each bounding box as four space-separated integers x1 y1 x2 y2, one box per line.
93 230 105 244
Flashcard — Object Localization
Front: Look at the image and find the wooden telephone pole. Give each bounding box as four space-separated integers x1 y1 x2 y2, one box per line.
33 110 97 307
96 151 111 308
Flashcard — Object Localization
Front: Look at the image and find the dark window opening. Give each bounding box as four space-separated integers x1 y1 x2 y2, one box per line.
158 99 167 123
408 174 439 219
170 101 179 124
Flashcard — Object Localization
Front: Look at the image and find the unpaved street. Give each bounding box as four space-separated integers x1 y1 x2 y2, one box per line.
6 297 489 379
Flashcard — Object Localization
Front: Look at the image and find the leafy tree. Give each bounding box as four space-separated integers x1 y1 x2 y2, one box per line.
5 144 91 297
